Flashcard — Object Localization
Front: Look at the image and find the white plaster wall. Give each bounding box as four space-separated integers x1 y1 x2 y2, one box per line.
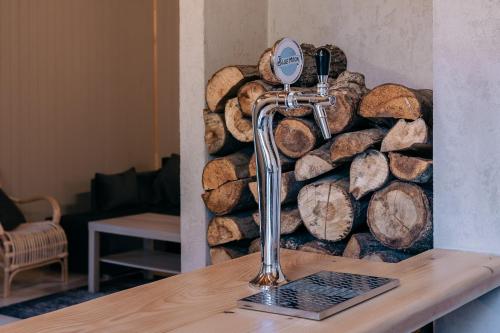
268 0 432 89
180 0 267 272
434 1 500 331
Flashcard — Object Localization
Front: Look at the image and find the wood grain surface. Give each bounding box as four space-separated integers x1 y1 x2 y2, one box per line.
3 249 500 333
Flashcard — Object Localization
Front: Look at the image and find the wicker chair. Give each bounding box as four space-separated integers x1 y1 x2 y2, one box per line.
0 189 68 297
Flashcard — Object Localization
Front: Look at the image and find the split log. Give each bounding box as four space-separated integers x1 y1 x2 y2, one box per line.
202 178 255 215
329 71 369 97
248 152 295 177
359 84 432 122
237 80 272 116
275 118 321 158
294 142 337 181
204 111 243 155
257 43 347 87
252 206 303 235
362 250 411 263
224 98 253 142
280 231 315 250
343 232 390 259
389 152 433 183
206 65 259 112
349 150 390 199
381 118 431 153
298 176 367 242
299 239 347 256
249 171 304 205
207 212 259 246
210 243 248 265
367 181 432 252
324 71 369 134
330 128 387 163
202 149 252 190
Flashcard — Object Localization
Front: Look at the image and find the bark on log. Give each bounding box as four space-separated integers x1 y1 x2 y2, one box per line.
367 181 432 252
330 128 387 163
294 141 337 181
249 238 261 253
275 118 321 158
202 149 253 190
343 232 390 259
298 176 367 241
362 250 411 263
248 152 295 177
324 71 369 134
202 178 256 215
224 98 253 142
349 149 390 200
296 44 347 87
280 231 315 250
206 65 259 112
207 212 259 246
237 80 272 117
388 152 433 183
210 243 248 265
258 44 347 87
299 239 347 256
359 84 432 122
204 111 244 155
252 206 303 235
381 118 432 153
249 171 304 205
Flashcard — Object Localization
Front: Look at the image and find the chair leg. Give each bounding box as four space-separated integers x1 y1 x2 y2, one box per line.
3 269 10 298
61 257 68 284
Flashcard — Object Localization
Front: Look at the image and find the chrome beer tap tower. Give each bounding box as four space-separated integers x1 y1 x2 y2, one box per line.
250 38 336 289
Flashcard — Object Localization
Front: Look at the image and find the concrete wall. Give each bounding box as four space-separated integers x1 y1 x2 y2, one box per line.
268 0 432 89
179 0 267 272
434 1 500 332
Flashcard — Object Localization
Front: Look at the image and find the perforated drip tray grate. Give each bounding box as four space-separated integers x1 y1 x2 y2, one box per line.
238 271 400 320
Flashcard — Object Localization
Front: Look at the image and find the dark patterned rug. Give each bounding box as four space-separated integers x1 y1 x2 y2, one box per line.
0 274 156 319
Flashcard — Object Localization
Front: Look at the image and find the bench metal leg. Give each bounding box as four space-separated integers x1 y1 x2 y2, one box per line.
89 230 100 293
143 239 154 280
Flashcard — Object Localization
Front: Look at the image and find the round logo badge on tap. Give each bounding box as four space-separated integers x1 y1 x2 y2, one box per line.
271 38 304 85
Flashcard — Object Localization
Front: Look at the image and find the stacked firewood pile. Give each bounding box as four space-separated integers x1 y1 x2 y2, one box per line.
202 42 433 265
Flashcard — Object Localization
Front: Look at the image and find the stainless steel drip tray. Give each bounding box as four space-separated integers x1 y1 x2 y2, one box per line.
237 271 400 320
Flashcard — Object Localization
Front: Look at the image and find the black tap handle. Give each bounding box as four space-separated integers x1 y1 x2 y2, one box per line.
315 47 331 76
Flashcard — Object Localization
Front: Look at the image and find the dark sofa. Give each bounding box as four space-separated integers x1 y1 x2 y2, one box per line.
61 155 180 273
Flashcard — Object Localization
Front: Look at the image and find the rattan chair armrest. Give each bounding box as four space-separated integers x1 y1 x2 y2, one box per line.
9 195 62 224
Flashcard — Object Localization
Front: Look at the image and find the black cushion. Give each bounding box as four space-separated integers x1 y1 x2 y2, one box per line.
137 170 159 205
94 168 139 211
154 154 180 208
0 188 26 231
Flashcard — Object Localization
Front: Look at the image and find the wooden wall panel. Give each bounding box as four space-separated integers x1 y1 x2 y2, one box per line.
0 0 177 217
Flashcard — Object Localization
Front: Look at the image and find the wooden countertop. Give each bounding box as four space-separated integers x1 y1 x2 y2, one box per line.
3 249 500 333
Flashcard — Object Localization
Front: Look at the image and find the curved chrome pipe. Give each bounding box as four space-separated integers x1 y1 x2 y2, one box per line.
249 91 334 289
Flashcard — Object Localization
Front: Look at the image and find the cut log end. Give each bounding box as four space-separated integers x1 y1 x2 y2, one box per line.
299 239 347 256
367 181 432 252
207 213 258 246
202 150 252 190
330 128 386 163
298 177 365 242
203 111 243 155
275 118 321 158
389 152 433 183
202 179 255 215
294 142 336 181
224 98 253 143
359 84 432 121
253 206 303 235
249 171 304 205
206 65 259 112
349 150 390 199
237 81 270 117
381 118 430 153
